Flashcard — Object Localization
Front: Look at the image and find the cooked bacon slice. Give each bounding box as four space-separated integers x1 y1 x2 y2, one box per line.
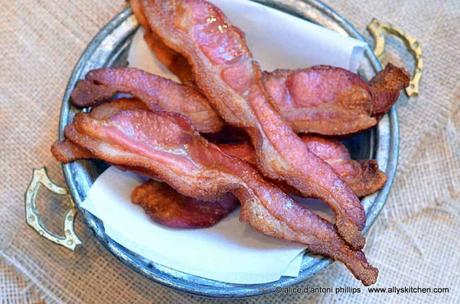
144 29 196 85
63 98 386 198
263 64 409 134
141 0 367 249
62 109 377 285
369 63 410 115
71 64 408 136
132 180 238 228
133 10 408 134
129 136 385 229
71 67 223 133
52 99 386 197
129 159 383 230
89 97 149 119
51 139 92 163
52 98 147 162
263 67 375 135
294 137 386 197
220 136 386 198
52 136 385 198
130 0 149 29
132 0 196 84
50 137 239 229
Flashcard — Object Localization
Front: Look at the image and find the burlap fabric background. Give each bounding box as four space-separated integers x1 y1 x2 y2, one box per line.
1 0 459 303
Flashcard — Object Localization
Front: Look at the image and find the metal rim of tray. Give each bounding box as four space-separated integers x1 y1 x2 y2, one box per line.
59 0 398 298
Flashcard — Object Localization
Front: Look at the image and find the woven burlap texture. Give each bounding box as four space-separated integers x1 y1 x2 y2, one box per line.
1 0 459 303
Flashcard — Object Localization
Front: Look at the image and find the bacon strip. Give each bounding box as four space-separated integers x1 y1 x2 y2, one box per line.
369 63 410 115
62 109 377 285
51 139 92 163
264 67 376 135
132 0 195 84
132 0 196 84
89 97 149 119
71 68 223 133
132 180 239 228
141 0 366 249
130 0 149 29
52 135 385 198
219 137 386 198
52 98 386 197
72 64 408 136
263 64 409 134
132 2 408 134
144 29 196 85
63 97 387 198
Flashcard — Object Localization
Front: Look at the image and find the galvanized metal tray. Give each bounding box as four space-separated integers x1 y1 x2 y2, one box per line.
51 0 401 298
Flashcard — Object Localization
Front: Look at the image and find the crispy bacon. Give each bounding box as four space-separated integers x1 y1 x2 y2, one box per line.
132 0 196 84
294 137 387 197
129 136 384 230
52 98 386 197
89 97 149 119
71 63 408 136
263 64 409 134
219 136 386 198
369 63 410 115
132 180 238 228
51 98 147 162
144 28 196 84
71 67 223 133
52 136 386 198
133 6 408 134
62 109 377 285
51 139 92 163
262 66 375 135
130 0 149 29
131 0 195 83
141 0 366 249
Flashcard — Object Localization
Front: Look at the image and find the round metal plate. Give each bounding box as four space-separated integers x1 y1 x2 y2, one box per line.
59 0 398 298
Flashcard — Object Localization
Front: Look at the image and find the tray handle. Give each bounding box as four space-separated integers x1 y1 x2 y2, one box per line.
25 167 82 251
367 18 423 97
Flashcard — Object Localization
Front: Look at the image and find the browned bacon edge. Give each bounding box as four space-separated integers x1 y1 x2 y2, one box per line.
132 180 239 228
369 63 410 115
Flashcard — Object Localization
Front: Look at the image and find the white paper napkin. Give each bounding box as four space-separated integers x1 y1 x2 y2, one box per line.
82 167 306 284
82 0 367 284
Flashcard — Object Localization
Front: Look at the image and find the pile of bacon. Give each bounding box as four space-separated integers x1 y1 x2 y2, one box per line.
52 0 409 285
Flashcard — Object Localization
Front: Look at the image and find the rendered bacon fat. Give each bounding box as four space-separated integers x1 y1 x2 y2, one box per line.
62 109 377 285
132 180 239 228
141 0 366 249
71 67 223 133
